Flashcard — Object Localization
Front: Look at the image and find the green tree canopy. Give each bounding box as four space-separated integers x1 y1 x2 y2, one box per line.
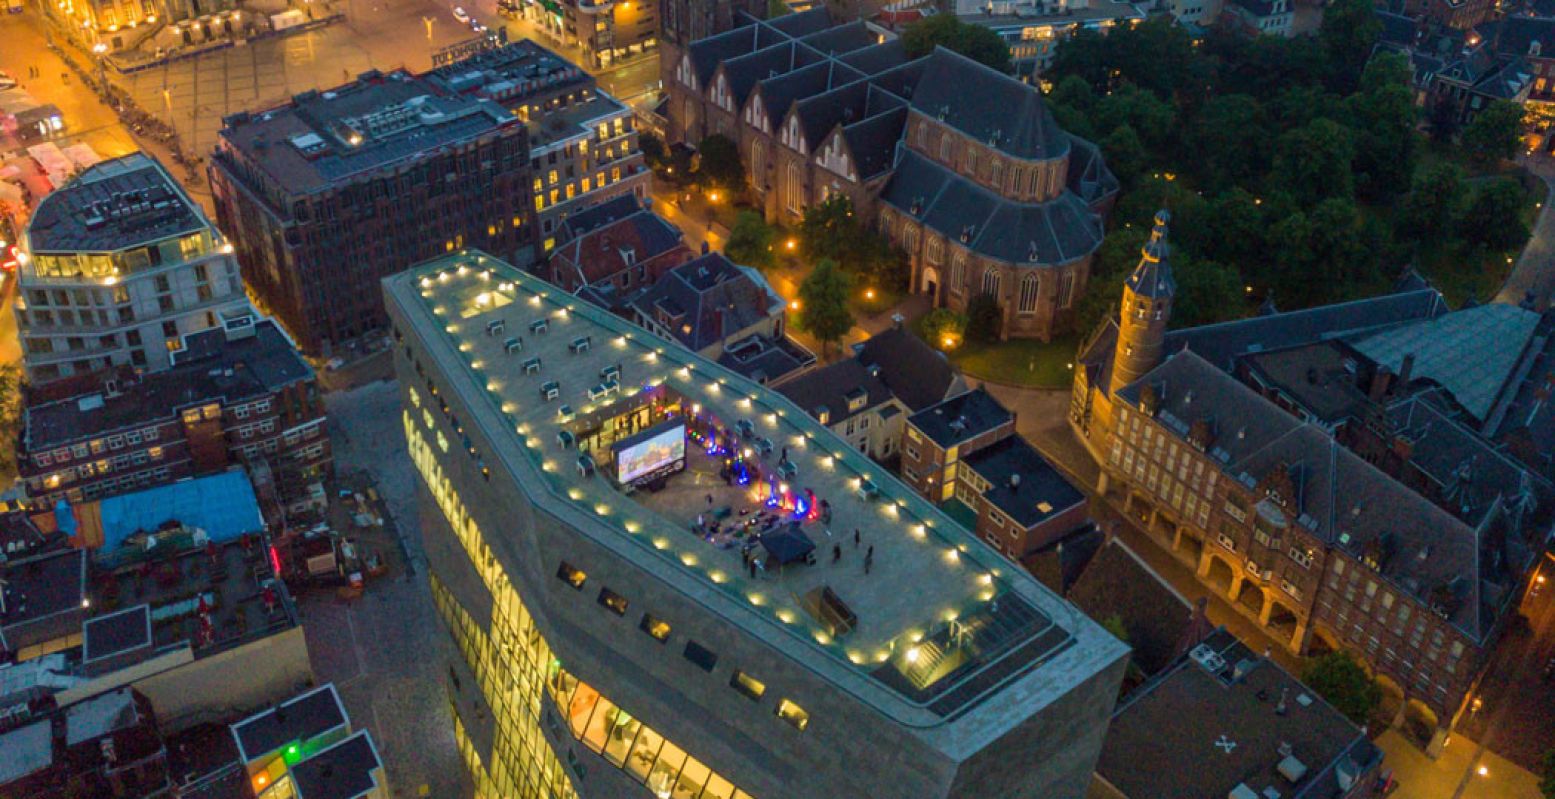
724 210 775 270
920 308 968 349
1272 119 1355 206
965 292 1003 344
1461 178 1531 251
1187 95 1266 192
1345 53 1417 199
1172 254 1244 328
1301 651 1382 726
696 134 745 190
798 259 855 355
1100 124 1148 187
1397 163 1467 244
1461 100 1525 166
1318 0 1383 93
902 14 1013 73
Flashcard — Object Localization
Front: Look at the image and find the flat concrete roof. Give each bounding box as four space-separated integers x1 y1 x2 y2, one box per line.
389 252 1126 743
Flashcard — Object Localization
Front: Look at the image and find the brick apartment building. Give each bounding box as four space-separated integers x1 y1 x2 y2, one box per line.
18 319 330 507
540 195 694 312
1072 213 1551 751
668 10 1115 340
209 69 534 355
424 41 651 250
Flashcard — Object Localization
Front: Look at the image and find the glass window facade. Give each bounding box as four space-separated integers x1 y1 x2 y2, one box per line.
409 411 755 799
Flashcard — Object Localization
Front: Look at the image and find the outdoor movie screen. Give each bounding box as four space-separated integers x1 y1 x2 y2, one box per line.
615 422 686 484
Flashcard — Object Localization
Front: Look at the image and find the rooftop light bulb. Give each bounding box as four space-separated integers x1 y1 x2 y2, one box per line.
905 646 920 663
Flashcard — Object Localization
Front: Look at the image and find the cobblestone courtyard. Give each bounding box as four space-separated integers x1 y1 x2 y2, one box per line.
304 379 473 799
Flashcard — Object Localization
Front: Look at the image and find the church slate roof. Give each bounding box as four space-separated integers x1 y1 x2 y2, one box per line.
880 149 1104 267
843 107 908 181
908 47 1070 161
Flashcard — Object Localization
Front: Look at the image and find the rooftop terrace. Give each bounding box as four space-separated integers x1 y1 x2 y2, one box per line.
26 153 205 254
390 252 1118 732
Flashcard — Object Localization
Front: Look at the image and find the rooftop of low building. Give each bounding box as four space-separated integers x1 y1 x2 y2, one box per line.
0 547 87 640
960 436 1085 529
1096 628 1380 799
23 319 312 451
26 153 207 254
231 683 349 764
907 386 1012 448
289 731 381 799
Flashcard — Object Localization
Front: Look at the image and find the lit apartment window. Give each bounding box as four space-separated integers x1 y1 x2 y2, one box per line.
775 699 809 731
557 562 587 590
640 613 671 642
729 670 766 701
683 640 718 672
598 587 628 615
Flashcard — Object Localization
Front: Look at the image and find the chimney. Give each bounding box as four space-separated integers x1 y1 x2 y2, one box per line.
1009 473 1021 489
1398 353 1415 388
891 312 905 331
1367 367 1392 403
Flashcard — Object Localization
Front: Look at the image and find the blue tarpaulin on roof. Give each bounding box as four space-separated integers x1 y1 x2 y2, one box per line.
96 471 264 552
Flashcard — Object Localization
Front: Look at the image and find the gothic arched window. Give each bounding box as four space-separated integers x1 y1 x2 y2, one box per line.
1018 273 1039 313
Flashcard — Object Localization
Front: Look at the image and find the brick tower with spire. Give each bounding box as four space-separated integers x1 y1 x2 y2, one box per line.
1109 210 1175 398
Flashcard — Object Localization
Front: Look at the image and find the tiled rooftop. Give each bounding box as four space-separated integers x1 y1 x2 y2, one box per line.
1097 629 1380 799
24 319 311 449
391 253 1120 726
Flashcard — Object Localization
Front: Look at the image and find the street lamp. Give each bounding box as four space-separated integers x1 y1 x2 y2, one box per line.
91 41 107 87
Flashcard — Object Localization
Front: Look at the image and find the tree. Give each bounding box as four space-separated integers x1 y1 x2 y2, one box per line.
1398 163 1467 244
1202 188 1267 271
724 211 775 270
1091 84 1176 152
1345 53 1417 199
1271 119 1354 206
1539 748 1555 798
920 308 968 349
695 134 745 190
1318 0 1382 94
1172 255 1244 327
1461 178 1531 250
0 365 17 481
902 14 1013 73
1301 651 1382 726
640 132 668 168
798 259 855 355
1461 101 1525 166
1187 94 1267 192
1100 124 1148 187
798 196 856 264
965 292 1003 343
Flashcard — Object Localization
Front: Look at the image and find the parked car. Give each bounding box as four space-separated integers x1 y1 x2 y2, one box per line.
0 70 16 90
451 5 470 23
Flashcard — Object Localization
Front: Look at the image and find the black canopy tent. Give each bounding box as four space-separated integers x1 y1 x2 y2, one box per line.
758 525 816 567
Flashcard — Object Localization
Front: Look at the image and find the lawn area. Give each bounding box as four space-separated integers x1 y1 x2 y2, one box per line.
910 317 1082 388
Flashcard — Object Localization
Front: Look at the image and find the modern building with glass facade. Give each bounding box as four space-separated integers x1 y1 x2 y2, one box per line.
384 251 1128 799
